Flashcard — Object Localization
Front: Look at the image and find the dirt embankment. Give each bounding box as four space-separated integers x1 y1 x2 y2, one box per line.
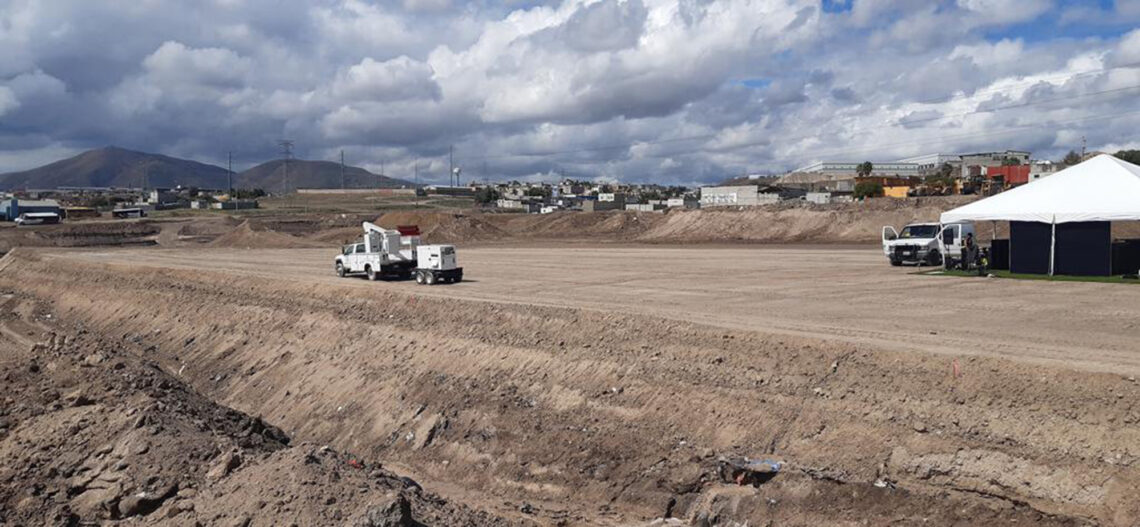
0 222 161 253
5 251 1139 525
0 283 523 526
369 197 981 246
0 196 985 252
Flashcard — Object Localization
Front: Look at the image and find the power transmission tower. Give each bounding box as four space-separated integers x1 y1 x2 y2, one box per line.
1081 136 1087 159
449 145 454 186
340 150 346 190
277 139 294 194
227 151 233 195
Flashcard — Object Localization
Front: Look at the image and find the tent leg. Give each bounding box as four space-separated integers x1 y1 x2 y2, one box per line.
1049 219 1056 276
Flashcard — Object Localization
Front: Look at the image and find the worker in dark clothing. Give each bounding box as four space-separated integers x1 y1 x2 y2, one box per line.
962 232 977 270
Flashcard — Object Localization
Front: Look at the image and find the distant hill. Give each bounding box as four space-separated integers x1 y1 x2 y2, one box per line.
236 159 414 192
0 146 231 190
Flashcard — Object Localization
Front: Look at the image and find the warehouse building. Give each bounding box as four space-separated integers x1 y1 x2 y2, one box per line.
0 198 62 221
796 161 921 177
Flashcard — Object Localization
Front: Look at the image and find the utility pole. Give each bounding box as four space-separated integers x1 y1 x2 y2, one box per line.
340 149 346 190
380 160 385 188
277 139 294 194
414 160 420 209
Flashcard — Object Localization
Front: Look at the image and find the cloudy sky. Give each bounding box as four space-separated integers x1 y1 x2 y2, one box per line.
1 0 1139 185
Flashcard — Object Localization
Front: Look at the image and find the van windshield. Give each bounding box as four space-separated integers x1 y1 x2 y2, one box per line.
899 225 939 239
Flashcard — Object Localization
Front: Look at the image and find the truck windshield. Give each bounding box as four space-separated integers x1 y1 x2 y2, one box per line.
899 225 939 239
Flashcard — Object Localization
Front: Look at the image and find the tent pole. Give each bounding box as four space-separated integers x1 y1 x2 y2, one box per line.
1049 216 1056 276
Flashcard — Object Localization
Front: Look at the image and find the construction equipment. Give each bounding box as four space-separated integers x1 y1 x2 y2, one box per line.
334 223 462 285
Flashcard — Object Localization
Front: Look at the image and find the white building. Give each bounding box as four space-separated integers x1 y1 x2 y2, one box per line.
1028 160 1059 181
895 153 961 173
797 161 921 177
699 186 780 207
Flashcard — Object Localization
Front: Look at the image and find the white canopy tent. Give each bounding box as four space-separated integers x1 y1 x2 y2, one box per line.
940 154 1140 275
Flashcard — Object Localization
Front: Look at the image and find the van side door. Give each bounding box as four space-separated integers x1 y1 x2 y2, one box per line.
940 224 961 259
882 226 898 257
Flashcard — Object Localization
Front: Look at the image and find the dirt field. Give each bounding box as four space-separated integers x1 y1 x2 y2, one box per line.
2 244 1138 525
54 245 1140 374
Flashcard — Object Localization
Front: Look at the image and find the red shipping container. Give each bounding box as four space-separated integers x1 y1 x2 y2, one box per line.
986 165 1031 185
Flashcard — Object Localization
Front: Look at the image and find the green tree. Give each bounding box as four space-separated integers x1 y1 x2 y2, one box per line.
1061 150 1082 166
525 186 551 198
473 186 500 204
1114 150 1140 165
938 162 954 178
231 188 266 199
1001 157 1022 166
854 180 884 199
856 161 874 177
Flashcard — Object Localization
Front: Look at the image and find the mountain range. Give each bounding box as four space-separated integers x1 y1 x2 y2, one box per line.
0 146 414 191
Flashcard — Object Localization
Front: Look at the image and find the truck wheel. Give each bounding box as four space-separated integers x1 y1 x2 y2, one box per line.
415 271 426 284
453 272 462 283
366 265 378 281
336 263 346 277
425 272 437 285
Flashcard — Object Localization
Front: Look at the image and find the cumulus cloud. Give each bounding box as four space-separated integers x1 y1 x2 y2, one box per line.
0 0 1138 183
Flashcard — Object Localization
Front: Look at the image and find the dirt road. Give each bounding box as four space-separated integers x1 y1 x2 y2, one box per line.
55 245 1140 375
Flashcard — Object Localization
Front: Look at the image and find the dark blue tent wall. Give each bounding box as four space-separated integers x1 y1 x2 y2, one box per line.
1010 221 1051 274
1009 221 1112 276
1055 221 1111 276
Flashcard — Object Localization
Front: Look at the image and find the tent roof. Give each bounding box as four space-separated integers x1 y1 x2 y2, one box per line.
941 154 1140 224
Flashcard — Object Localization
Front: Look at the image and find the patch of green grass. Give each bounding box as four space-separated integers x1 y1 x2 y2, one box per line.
918 268 1140 284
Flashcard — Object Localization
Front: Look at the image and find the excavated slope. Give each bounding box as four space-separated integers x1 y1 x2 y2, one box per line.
2 250 1138 525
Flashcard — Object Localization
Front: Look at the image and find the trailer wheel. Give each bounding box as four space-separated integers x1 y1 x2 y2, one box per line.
366 265 378 281
425 271 437 285
415 271 426 284
336 262 346 277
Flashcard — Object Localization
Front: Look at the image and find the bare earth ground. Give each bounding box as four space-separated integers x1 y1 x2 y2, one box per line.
1 244 1138 526
57 245 1140 374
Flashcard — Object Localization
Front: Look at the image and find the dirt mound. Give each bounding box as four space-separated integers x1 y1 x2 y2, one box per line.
0 290 521 526
209 221 323 249
375 211 509 243
637 197 980 244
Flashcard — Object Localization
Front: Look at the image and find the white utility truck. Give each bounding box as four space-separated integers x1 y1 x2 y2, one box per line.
334 222 462 285
881 221 975 266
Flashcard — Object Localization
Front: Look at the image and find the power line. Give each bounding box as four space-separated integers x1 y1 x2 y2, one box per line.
460 62 1140 163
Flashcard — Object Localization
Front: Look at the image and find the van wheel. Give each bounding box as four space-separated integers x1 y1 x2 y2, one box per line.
926 250 942 266
425 272 437 285
336 263 346 277
366 266 378 281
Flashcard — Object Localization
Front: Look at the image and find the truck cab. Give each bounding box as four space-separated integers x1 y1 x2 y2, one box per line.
882 221 975 266
334 222 419 280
